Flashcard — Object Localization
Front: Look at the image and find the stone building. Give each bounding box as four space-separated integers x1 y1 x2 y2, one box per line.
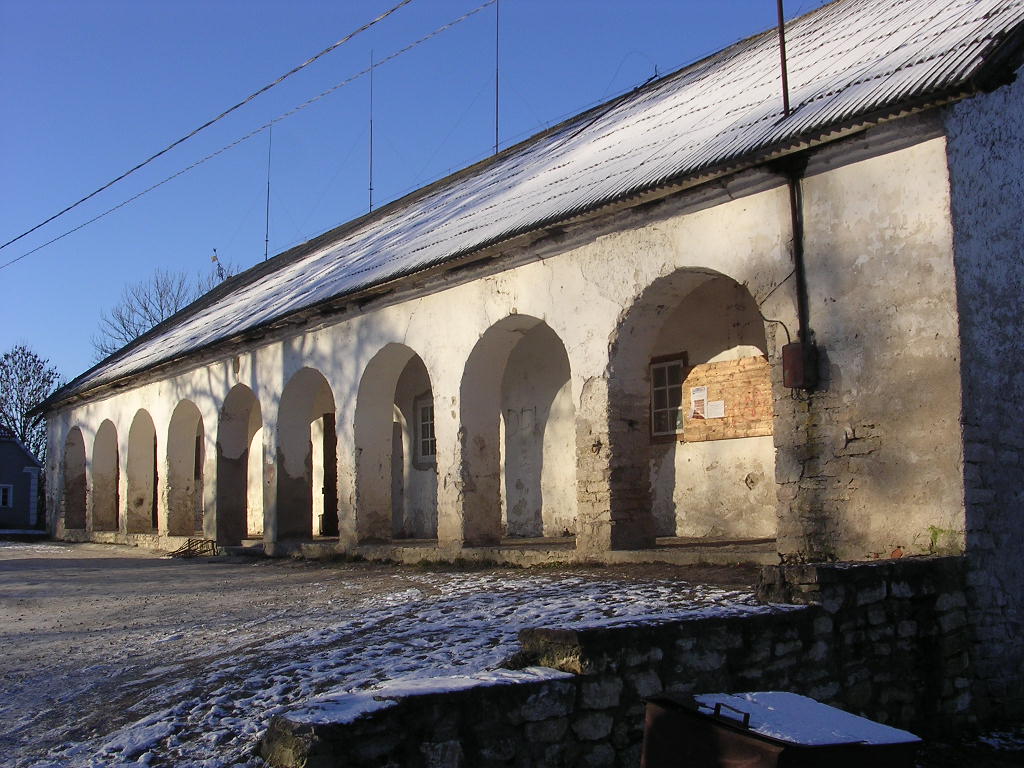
36 0 1024 716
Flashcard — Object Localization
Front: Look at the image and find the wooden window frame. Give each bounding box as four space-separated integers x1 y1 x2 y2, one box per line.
413 392 436 469
650 352 688 443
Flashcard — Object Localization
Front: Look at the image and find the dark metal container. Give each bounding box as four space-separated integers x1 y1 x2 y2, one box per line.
640 691 921 768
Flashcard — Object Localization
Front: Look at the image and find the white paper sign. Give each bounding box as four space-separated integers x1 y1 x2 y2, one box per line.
705 400 726 419
690 386 707 418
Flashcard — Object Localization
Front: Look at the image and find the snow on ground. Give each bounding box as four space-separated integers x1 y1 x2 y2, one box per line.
0 542 768 767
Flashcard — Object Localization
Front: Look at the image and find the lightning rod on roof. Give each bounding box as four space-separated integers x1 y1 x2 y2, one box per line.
369 49 375 213
776 0 792 117
494 0 500 155
264 126 273 261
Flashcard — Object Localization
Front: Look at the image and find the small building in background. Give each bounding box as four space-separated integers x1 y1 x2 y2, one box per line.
0 425 42 530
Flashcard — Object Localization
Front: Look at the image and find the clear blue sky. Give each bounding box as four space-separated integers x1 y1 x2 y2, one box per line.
0 0 829 381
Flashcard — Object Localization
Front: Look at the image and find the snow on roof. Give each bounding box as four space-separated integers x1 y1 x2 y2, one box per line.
51 0 1024 406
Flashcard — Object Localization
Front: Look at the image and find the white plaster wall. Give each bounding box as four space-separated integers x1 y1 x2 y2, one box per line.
652 436 776 538
791 135 965 559
648 276 774 539
43 176 795 549
393 358 437 538
44 126 965 558
246 426 264 536
500 324 576 537
311 416 326 535
541 377 577 537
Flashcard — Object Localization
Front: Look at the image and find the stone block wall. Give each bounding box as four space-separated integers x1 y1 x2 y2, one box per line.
755 557 972 726
260 557 974 767
943 66 1024 720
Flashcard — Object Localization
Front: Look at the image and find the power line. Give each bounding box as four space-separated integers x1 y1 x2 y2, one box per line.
0 0 496 273
0 0 416 254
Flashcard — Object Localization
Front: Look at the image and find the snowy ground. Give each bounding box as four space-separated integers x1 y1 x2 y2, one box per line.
0 541 765 767
5 542 1019 768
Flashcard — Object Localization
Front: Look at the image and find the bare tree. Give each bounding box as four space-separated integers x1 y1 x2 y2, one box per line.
91 258 237 360
0 344 61 462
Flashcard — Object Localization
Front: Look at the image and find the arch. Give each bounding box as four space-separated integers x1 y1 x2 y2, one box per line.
216 384 263 545
167 400 205 536
126 409 158 533
354 344 437 542
608 270 776 543
460 315 577 545
92 420 119 531
277 367 337 540
62 428 87 530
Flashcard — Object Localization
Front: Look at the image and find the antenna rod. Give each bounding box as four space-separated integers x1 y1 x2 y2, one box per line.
369 49 375 212
494 0 500 155
776 0 791 117
264 125 272 261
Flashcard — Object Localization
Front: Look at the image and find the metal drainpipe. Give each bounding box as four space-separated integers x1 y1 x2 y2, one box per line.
776 0 817 390
781 156 818 390
788 163 810 346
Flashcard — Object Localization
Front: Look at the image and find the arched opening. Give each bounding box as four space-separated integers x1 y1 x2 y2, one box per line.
460 316 577 545
354 345 437 542
216 384 263 545
277 368 337 540
92 420 119 531
610 272 776 543
167 400 205 536
126 410 158 533
62 428 87 530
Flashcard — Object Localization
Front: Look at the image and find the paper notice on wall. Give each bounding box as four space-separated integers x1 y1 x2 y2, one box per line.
690 386 707 418
705 400 726 419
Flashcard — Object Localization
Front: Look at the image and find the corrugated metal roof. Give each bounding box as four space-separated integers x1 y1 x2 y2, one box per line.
50 0 1024 406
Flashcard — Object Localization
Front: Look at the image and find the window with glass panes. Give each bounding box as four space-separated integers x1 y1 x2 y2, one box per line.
651 359 685 437
416 398 436 461
0 485 12 508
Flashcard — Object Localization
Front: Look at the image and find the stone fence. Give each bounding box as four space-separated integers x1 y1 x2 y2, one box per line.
260 556 971 767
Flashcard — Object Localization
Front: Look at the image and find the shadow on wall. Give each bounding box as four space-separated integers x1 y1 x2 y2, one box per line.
62 427 87 530
500 322 576 538
461 314 578 546
355 344 438 542
775 160 965 561
125 409 157 534
167 400 205 537
91 419 119 532
608 270 776 545
276 366 336 541
216 383 263 546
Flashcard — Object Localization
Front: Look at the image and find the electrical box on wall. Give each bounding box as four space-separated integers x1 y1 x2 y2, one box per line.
782 342 819 389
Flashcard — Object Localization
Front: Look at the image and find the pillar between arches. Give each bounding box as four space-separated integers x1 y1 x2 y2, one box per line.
433 391 466 550
201 431 218 540
261 416 280 548
334 408 358 548
576 375 657 552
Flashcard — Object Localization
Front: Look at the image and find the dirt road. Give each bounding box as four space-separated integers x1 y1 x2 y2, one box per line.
0 542 760 767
